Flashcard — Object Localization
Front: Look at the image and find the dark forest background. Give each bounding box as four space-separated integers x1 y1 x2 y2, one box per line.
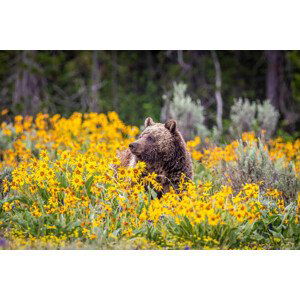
0 50 299 135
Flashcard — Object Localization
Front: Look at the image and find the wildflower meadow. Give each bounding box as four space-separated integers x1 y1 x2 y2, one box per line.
0 111 299 249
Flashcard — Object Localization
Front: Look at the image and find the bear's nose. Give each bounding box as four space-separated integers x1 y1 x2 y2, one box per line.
129 142 138 150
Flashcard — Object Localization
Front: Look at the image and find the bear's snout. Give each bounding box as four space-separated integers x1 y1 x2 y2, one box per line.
129 142 139 152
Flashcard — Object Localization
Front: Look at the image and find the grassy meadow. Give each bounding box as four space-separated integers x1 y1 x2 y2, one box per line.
0 111 299 249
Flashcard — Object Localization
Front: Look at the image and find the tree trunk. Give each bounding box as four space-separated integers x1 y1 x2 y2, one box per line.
177 50 190 72
111 51 118 111
12 51 44 115
90 51 101 112
266 50 299 127
266 50 280 110
211 50 223 133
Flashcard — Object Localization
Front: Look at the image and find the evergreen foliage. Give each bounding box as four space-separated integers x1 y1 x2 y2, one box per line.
0 50 299 133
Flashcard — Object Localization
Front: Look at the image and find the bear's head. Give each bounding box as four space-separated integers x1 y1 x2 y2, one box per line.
129 117 183 164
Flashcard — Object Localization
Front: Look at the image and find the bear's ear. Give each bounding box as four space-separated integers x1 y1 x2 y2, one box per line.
144 117 154 127
165 119 177 133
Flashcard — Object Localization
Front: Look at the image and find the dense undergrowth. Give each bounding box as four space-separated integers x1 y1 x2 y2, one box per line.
0 112 299 249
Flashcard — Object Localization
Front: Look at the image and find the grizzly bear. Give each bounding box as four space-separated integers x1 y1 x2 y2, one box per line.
119 117 193 196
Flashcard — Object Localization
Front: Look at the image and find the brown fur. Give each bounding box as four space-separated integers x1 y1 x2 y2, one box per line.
118 117 193 196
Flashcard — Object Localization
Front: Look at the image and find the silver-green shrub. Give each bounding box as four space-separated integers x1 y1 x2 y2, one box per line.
229 98 256 137
217 139 299 203
229 98 279 139
161 82 209 141
256 100 279 138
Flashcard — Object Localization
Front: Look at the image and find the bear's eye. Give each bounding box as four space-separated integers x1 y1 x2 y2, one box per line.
146 135 155 142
